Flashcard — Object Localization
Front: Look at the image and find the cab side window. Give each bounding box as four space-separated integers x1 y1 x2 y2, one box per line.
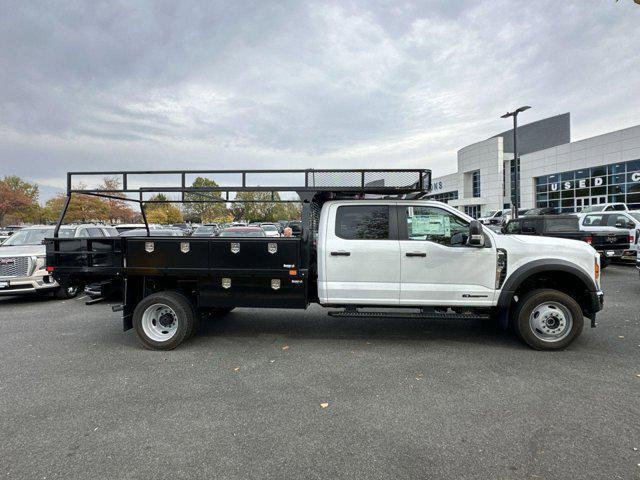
405 206 469 246
583 214 604 226
87 227 105 237
609 214 629 228
335 206 389 240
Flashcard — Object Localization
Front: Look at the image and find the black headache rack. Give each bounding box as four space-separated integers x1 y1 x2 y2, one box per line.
45 168 431 310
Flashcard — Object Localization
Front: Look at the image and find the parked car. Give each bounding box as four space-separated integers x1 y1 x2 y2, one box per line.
500 209 531 226
0 224 114 298
504 215 629 267
113 223 162 233
523 207 558 216
218 226 266 237
119 228 185 237
192 224 220 237
580 211 640 260
580 202 628 213
259 223 281 237
478 209 509 225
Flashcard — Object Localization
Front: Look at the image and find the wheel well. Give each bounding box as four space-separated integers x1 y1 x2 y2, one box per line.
512 270 592 315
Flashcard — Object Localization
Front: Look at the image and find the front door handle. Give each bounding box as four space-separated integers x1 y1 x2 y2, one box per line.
331 251 351 256
405 252 426 257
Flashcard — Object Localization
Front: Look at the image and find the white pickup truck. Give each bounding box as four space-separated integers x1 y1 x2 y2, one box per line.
46 168 604 351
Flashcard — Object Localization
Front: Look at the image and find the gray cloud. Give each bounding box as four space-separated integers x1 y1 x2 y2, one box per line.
0 0 639 200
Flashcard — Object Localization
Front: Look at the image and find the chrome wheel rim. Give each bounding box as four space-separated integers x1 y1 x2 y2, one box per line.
67 285 78 296
529 301 573 342
141 303 178 342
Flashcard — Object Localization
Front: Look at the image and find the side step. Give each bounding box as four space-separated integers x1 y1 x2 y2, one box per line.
327 308 491 320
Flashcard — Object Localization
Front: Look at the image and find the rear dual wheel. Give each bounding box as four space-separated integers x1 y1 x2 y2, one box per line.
133 291 196 350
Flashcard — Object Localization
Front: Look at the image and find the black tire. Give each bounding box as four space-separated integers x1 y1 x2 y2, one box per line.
54 284 80 299
132 291 196 350
513 289 584 350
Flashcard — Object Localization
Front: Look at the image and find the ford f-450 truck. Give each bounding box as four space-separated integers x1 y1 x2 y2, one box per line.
45 169 603 351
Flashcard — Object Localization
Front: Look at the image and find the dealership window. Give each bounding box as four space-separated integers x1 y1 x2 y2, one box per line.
464 205 481 218
424 190 459 204
472 170 481 198
534 158 640 211
335 205 389 240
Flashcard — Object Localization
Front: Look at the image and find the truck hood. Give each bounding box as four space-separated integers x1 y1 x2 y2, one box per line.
499 234 588 248
0 245 45 256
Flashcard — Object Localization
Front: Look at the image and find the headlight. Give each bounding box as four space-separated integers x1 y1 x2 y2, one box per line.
34 256 46 271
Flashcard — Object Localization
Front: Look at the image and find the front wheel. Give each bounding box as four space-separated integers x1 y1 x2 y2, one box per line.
513 289 584 350
132 291 196 350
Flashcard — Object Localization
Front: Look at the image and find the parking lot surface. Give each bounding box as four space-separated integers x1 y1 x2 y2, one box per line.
0 265 639 479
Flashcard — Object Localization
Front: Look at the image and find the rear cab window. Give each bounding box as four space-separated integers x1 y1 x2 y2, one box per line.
335 205 390 240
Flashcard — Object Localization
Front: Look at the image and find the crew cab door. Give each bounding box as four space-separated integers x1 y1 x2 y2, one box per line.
397 205 497 306
321 203 400 305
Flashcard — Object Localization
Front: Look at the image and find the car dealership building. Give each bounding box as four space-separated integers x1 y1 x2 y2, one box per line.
426 113 640 217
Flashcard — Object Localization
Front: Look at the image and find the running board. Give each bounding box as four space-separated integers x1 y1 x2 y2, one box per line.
327 309 491 320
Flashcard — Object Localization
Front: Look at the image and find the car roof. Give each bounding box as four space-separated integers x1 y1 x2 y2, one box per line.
223 226 263 231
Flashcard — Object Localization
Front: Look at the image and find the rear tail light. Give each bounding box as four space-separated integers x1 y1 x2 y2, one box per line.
46 266 55 273
584 236 592 245
630 235 635 244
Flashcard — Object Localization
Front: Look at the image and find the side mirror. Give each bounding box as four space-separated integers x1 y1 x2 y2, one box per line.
468 220 485 247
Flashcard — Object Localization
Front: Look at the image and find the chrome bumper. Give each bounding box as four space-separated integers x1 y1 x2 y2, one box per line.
0 274 59 295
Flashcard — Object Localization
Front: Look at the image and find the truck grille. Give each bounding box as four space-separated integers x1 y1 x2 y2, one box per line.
0 257 31 278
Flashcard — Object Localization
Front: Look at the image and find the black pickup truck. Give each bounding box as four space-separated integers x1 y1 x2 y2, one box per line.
504 215 629 267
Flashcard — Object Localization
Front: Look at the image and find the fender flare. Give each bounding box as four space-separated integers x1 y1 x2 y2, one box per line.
496 259 597 329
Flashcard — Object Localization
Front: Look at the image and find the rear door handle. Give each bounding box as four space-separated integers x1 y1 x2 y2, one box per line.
331 251 351 256
405 252 426 257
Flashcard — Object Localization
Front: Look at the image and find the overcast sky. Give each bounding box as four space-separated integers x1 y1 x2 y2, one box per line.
1 0 639 201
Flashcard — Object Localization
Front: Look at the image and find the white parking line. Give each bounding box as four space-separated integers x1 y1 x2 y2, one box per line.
76 295 88 301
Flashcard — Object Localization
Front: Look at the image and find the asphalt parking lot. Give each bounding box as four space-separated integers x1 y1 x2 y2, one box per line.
1 265 639 480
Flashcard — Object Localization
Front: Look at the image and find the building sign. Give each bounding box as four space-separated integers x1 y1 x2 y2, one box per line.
534 159 640 211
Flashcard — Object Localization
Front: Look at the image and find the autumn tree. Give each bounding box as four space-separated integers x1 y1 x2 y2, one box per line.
183 177 230 222
99 177 135 223
0 176 40 225
42 194 110 223
144 194 183 224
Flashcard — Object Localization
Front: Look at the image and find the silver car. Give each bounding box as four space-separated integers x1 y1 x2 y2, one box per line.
0 224 117 298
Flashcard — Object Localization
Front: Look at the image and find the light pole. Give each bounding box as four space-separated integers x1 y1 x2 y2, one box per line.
501 106 531 219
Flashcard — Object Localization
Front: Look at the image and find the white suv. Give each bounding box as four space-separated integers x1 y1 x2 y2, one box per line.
0 224 117 297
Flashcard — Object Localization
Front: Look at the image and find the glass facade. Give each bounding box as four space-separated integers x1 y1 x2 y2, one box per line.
464 205 481 218
472 170 481 198
425 190 459 204
534 159 640 212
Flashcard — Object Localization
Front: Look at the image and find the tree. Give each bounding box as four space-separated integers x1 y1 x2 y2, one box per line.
144 194 183 224
231 191 301 222
99 177 135 223
183 177 230 222
0 176 40 225
42 194 110 223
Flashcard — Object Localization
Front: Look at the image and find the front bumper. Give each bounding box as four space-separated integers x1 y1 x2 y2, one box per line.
0 274 59 295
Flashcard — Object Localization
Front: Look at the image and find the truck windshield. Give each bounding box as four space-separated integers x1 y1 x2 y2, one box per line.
2 228 75 246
